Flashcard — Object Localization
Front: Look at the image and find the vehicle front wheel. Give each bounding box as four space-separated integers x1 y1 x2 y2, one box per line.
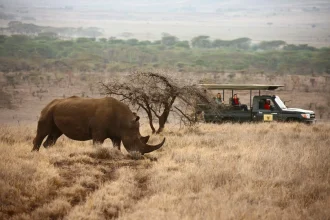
286 118 301 123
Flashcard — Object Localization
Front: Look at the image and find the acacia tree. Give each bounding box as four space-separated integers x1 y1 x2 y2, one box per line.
161 33 178 47
101 71 212 133
191 35 211 48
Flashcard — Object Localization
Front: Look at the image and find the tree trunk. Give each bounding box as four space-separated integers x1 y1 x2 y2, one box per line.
147 111 156 134
156 115 166 134
156 106 170 134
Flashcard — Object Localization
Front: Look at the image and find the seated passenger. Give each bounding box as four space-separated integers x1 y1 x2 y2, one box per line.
231 94 248 111
231 94 240 106
215 93 223 104
264 100 271 110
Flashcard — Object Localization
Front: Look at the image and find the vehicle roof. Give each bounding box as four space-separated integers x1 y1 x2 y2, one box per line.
199 84 284 91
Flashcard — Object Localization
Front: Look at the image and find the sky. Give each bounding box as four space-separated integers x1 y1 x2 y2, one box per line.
1 0 329 46
2 0 329 12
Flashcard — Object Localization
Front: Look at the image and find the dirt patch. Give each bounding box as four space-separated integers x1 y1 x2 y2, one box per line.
4 144 155 220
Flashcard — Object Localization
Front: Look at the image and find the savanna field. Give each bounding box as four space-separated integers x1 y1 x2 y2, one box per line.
0 122 329 220
1 1 330 219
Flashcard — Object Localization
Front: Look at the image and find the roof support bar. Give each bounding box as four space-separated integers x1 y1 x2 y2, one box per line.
199 84 284 91
250 90 252 108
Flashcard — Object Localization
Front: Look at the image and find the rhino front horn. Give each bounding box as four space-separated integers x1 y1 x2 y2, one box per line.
139 138 166 155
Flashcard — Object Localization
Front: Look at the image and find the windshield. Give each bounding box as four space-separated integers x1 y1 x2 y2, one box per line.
274 96 287 109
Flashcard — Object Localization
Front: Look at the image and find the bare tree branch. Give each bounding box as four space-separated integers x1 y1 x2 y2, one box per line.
101 71 212 133
174 106 194 125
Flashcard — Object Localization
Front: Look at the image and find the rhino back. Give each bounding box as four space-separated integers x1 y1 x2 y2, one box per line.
52 97 133 140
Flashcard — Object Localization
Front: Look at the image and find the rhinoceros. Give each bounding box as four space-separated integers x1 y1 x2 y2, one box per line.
32 96 165 154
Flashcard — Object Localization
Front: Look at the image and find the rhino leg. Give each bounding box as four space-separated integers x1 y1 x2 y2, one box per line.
111 137 121 150
92 132 107 145
93 139 106 145
43 127 63 148
32 120 50 151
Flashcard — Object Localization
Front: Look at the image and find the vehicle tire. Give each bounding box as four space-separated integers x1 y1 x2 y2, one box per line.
286 118 300 123
222 117 233 123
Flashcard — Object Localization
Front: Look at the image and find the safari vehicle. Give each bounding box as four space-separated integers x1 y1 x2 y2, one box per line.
198 84 316 124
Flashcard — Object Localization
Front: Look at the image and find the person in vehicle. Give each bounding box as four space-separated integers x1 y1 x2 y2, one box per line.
232 94 248 111
264 99 271 110
215 93 222 104
232 94 240 106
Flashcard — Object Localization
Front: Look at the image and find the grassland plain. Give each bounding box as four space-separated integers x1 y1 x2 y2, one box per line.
0 122 329 220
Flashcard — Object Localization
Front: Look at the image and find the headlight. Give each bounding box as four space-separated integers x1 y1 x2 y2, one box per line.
301 114 310 119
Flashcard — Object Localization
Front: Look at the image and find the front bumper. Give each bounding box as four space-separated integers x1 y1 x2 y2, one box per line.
303 119 316 124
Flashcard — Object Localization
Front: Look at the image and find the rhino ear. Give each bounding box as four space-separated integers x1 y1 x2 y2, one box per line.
131 113 139 122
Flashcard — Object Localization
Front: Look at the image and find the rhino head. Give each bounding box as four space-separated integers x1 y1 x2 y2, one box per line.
121 115 165 155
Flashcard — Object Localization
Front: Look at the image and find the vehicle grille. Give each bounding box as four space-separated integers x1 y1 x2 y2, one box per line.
310 114 315 118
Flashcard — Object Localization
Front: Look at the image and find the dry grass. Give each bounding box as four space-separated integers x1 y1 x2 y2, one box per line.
0 123 329 219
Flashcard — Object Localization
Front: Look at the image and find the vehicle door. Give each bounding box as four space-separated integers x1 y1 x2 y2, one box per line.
252 98 281 122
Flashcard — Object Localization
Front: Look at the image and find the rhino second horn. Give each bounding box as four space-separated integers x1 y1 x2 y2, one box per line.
140 135 150 144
